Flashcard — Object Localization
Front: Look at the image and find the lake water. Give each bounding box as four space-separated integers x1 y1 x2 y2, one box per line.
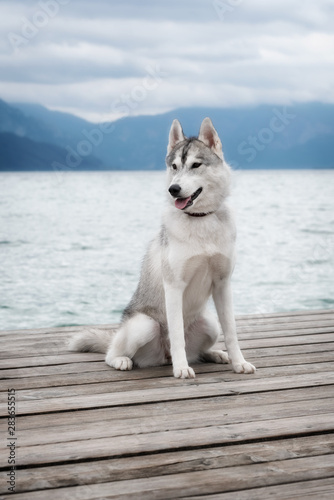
0 170 333 331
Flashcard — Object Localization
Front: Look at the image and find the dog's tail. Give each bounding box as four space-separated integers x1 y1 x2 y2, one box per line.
68 328 115 354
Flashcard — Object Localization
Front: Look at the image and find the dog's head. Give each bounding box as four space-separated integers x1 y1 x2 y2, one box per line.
165 118 231 214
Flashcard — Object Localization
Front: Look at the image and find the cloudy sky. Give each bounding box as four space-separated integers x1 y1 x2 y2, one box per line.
0 0 333 122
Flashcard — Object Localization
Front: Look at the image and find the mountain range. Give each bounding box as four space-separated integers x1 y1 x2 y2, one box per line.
0 98 333 170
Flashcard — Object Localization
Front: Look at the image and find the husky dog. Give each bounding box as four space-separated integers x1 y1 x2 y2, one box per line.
69 118 256 378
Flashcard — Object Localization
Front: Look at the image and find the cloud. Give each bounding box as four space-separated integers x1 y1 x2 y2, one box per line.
0 0 333 122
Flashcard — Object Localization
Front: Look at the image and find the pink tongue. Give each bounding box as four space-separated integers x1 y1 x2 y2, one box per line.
175 196 191 210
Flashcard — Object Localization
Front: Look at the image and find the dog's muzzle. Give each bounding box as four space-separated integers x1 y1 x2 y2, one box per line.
168 184 182 197
169 186 203 210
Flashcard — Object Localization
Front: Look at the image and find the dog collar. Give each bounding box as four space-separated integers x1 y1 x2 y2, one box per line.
185 211 214 217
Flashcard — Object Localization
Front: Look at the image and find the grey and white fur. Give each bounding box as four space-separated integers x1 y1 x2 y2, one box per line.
69 117 256 378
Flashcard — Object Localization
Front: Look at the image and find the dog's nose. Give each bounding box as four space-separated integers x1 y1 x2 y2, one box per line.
169 184 182 197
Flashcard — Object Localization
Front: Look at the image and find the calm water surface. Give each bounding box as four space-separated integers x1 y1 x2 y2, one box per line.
0 170 333 330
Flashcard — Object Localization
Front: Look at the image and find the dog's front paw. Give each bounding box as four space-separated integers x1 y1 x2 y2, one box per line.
106 355 133 371
173 365 196 379
232 360 256 374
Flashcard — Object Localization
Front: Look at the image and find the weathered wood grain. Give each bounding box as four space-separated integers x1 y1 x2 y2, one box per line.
13 397 334 448
2 413 333 467
183 477 334 500
1 361 333 405
15 385 334 431
0 309 333 499
1 350 333 393
1 434 332 494
1 370 333 417
2 455 334 499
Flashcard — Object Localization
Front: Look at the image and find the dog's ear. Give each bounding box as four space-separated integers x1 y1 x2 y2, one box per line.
198 117 223 159
167 119 185 154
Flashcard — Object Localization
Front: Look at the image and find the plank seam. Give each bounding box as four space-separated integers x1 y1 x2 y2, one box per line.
1 430 334 473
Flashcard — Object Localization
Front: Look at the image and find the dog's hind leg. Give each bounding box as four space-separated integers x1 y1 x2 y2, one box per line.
105 313 162 371
186 310 230 365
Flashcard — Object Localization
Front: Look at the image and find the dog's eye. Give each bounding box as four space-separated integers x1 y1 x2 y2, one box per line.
191 162 202 169
172 163 177 170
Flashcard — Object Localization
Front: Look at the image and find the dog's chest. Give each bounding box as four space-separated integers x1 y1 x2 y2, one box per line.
182 252 231 285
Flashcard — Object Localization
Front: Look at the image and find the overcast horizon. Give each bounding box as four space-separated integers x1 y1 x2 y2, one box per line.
1 0 333 123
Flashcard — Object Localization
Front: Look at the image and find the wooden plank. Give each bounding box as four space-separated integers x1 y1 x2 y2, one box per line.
0 309 333 499
3 454 334 499
2 351 334 391
0 360 110 380
4 340 328 380
2 346 334 392
2 339 333 384
183 477 334 499
246 341 334 358
0 364 161 390
238 332 334 348
14 397 334 448
236 310 334 325
0 352 104 370
2 362 334 403
15 385 334 431
237 321 334 336
1 434 332 494
1 370 333 416
3 413 334 467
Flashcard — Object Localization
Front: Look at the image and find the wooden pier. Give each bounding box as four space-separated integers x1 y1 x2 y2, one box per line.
1 309 334 499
